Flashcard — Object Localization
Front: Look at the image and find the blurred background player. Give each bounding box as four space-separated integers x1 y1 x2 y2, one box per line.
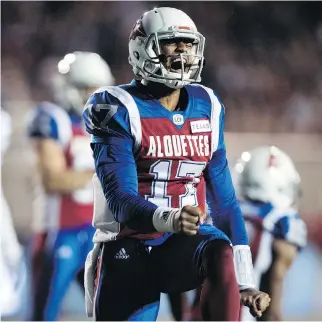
27 51 115 321
187 146 307 321
1 108 26 319
234 146 307 321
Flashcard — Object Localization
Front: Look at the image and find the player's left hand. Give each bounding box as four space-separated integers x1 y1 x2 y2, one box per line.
175 205 205 236
240 288 271 318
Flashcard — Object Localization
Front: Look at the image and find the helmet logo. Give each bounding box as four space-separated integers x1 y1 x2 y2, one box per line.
129 18 147 40
133 51 140 60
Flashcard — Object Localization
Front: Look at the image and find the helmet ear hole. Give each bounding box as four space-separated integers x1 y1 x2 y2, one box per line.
144 61 154 72
133 51 140 60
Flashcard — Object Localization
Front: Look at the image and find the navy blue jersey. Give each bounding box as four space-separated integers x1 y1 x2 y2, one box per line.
83 81 248 245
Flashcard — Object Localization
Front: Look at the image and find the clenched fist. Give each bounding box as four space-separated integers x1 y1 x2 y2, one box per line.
240 288 271 318
174 205 205 236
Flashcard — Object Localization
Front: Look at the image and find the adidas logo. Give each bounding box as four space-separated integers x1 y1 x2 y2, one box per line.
114 248 130 259
162 211 170 222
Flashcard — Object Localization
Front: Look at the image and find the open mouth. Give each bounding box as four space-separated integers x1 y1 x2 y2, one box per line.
170 58 187 72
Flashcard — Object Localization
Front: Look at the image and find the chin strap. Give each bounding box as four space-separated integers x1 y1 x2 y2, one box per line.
233 245 256 291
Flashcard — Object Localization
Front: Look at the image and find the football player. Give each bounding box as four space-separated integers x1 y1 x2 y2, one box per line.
83 8 270 321
28 52 114 321
234 146 307 321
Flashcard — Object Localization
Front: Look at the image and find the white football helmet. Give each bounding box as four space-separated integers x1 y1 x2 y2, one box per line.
128 7 205 89
234 146 301 208
56 51 115 112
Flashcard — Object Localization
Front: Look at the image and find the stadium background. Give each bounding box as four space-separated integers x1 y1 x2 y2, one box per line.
1 1 322 320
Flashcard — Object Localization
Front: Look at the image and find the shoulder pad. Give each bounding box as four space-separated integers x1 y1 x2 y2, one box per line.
28 102 72 147
189 84 224 153
82 86 142 152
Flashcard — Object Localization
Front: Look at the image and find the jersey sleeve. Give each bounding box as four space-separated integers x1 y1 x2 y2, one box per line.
27 103 72 147
205 100 249 246
273 215 307 249
83 89 133 140
82 87 158 233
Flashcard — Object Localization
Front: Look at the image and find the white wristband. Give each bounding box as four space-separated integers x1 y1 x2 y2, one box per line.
233 245 256 291
152 207 181 233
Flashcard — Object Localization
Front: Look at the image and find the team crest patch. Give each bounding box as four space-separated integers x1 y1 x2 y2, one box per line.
173 114 184 125
190 120 211 133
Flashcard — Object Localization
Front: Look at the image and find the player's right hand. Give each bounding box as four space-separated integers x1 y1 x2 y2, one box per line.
175 205 205 236
240 288 271 318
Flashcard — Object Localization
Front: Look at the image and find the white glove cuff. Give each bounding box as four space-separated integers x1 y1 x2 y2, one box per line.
233 245 256 291
152 207 180 233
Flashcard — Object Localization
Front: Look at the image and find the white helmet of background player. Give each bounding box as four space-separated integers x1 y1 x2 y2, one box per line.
128 7 205 89
55 51 115 112
234 146 301 208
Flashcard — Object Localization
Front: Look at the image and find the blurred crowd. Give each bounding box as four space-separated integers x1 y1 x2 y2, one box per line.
2 1 322 132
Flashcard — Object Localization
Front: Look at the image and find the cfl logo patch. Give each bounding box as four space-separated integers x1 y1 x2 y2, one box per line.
173 114 184 125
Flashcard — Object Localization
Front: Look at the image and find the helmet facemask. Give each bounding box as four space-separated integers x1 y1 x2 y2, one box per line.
130 29 205 89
